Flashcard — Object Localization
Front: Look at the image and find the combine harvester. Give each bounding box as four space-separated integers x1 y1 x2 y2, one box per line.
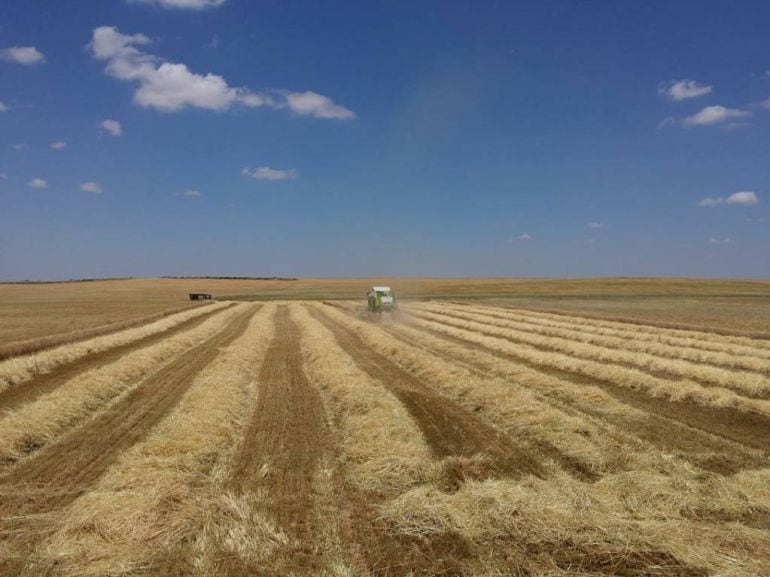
366 286 397 312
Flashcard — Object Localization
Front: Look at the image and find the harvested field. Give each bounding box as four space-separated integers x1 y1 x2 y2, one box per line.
1 289 769 576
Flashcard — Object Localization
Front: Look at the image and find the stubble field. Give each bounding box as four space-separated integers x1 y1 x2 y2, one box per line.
0 279 769 576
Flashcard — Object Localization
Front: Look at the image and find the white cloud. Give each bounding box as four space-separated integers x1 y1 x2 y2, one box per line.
0 101 8 112
697 191 759 207
88 26 354 118
175 189 202 197
80 181 103 194
284 91 356 120
587 222 604 230
726 191 759 205
514 233 531 241
50 141 67 150
89 26 267 112
760 98 770 110
12 143 28 151
1 46 45 65
659 79 712 101
28 178 47 189
681 105 751 127
0 172 7 179
708 237 733 245
241 166 298 181
100 119 123 136
128 0 226 9
697 197 723 207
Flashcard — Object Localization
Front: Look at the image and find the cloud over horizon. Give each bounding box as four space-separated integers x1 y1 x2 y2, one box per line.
659 79 712 101
88 26 354 118
100 119 122 136
241 166 298 181
1 46 45 65
697 191 759 207
80 181 103 194
681 105 751 127
175 189 202 197
127 0 226 9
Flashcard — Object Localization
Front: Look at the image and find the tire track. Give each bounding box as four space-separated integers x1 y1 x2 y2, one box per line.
309 306 546 483
399 318 769 473
0 303 235 415
0 305 256 574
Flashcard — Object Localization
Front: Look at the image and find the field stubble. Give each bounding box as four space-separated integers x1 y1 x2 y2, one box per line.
0 295 768 576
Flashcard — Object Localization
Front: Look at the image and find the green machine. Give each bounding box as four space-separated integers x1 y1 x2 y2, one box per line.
367 286 396 312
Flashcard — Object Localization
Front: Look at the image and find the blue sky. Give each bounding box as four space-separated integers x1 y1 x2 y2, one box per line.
1 0 769 280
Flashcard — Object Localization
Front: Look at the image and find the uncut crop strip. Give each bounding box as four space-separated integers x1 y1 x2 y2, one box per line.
324 304 767 476
0 305 256 574
473 302 770 352
0 300 233 395
0 303 248 470
400 308 770 454
0 301 214 362
31 303 277 577
408 306 770 414
444 301 770 369
0 303 234 414
309 306 547 482
414 304 770 398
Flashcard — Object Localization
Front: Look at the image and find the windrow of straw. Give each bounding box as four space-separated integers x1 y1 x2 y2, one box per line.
450 301 770 362
315 303 626 476
435 302 770 373
380 470 770 576
294 303 434 494
0 303 247 469
0 302 213 362
413 304 770 397
0 300 231 394
31 303 275 577
406 307 770 414
319 305 770 575
471 302 770 352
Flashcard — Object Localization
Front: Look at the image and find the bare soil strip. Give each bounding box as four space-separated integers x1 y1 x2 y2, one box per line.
398 318 768 474
310 307 546 482
219 305 344 576
0 302 213 362
0 306 255 573
0 303 234 414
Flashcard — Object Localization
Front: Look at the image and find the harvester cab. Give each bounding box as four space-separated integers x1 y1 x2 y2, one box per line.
367 286 396 312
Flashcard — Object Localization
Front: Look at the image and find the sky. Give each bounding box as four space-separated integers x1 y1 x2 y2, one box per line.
1 0 769 280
